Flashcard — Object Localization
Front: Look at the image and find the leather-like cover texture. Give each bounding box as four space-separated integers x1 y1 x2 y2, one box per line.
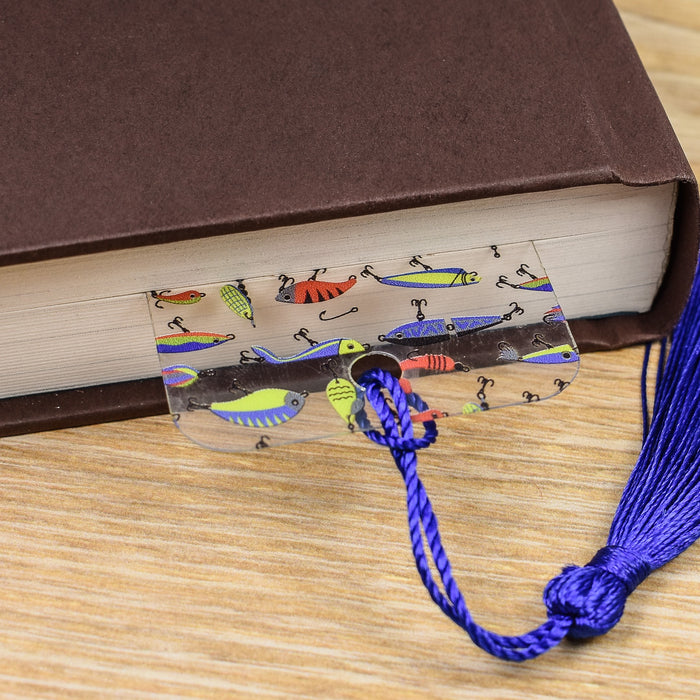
1 0 697 435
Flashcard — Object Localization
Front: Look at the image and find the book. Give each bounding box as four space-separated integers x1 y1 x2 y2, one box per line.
1 0 697 437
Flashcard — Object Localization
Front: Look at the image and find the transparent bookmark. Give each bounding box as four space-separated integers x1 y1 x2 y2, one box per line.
146 241 578 451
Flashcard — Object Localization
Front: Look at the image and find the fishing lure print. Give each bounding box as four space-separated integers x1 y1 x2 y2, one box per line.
543 305 566 324
156 332 235 353
399 353 469 374
410 408 449 423
220 283 255 326
326 378 365 430
187 388 306 427
497 341 579 364
276 271 357 304
161 365 215 388
379 314 503 346
251 338 367 364
361 264 480 288
496 263 553 292
379 301 523 346
150 289 206 308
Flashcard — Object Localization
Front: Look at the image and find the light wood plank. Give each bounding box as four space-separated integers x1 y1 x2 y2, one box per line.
0 1 698 697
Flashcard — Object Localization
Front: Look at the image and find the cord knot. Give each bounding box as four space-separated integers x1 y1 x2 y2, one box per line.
358 368 438 455
543 545 652 639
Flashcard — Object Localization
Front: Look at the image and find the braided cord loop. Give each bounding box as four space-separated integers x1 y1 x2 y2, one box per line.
358 368 662 661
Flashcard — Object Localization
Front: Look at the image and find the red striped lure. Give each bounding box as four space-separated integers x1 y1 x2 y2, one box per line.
276 271 357 304
399 353 468 374
399 353 468 395
150 289 206 308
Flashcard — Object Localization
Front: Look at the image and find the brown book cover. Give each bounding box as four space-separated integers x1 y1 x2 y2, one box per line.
1 0 697 436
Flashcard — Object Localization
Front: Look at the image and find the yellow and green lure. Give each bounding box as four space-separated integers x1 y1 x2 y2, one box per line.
190 388 306 427
498 342 579 364
220 284 255 327
326 378 364 429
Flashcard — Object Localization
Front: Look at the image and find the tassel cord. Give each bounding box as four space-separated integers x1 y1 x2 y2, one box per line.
359 262 700 661
359 285 700 659
360 369 572 661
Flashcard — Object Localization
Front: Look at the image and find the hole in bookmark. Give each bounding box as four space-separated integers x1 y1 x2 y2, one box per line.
146 241 578 451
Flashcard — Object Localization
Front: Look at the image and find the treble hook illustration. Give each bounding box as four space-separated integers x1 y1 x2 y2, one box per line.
408 255 432 271
277 273 295 292
532 333 554 349
255 435 271 449
235 279 249 295
293 328 318 346
522 391 540 403
308 268 327 280
516 263 538 280
360 264 382 281
319 306 359 322
496 275 518 290
167 316 190 332
228 376 250 394
502 301 525 321
320 359 341 380
490 245 501 258
476 375 494 402
240 350 265 364
554 377 570 392
411 298 428 321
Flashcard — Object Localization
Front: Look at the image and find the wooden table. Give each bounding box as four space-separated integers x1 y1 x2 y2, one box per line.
1 3 698 697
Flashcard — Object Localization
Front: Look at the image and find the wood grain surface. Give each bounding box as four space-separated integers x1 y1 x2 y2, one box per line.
1 2 699 697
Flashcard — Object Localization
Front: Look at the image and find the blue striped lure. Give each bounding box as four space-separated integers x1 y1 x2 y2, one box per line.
379 315 503 346
188 388 306 427
251 338 366 364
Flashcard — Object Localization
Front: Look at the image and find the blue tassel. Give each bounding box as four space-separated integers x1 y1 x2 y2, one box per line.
359 266 700 661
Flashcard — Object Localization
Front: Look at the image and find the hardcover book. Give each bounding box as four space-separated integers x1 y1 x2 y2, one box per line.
1 0 697 436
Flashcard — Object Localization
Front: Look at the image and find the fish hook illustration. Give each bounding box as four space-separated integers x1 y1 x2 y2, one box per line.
408 255 432 270
496 264 553 292
554 377 571 392
150 289 206 309
293 328 318 346
411 298 428 322
501 301 525 321
532 333 553 349
255 435 271 449
476 376 494 404
228 376 250 394
168 316 190 333
319 306 359 322
522 391 540 403
240 350 265 364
